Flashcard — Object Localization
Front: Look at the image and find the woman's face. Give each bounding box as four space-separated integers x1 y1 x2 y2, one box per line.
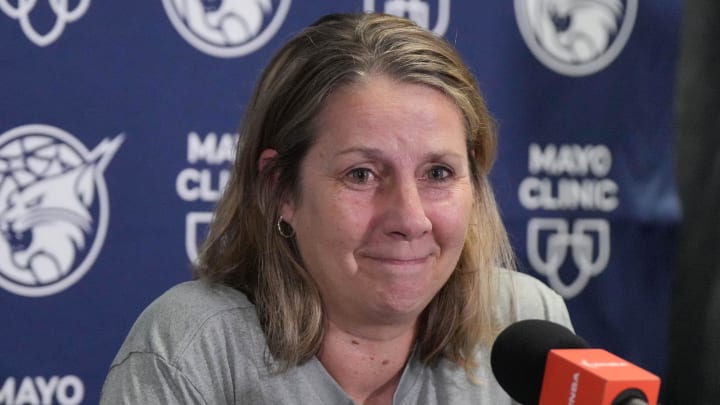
281 75 474 329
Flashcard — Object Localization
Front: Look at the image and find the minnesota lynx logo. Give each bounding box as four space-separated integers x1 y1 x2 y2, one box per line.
0 0 91 47
514 0 638 76
162 0 291 58
364 0 450 36
0 125 123 297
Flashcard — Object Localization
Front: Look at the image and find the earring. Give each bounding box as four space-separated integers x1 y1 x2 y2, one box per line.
277 216 295 238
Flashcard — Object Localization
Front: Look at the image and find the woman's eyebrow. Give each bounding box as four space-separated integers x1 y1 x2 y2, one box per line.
335 147 465 161
335 146 384 159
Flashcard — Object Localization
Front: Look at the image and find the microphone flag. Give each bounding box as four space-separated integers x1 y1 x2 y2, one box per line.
539 348 660 405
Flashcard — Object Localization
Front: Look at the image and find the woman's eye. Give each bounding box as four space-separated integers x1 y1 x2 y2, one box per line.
347 168 374 184
427 166 452 181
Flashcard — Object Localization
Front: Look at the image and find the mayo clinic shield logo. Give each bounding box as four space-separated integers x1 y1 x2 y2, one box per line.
527 218 610 298
0 124 123 297
514 0 638 76
0 0 91 47
364 0 450 36
162 0 291 58
186 211 212 263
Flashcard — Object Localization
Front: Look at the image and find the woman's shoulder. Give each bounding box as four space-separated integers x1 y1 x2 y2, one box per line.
110 279 261 368
492 268 573 330
141 279 254 320
102 281 269 403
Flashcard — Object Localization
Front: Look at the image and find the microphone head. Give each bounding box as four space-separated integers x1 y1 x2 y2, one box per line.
490 319 590 405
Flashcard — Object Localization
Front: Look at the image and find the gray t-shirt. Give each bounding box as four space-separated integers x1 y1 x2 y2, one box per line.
100 270 572 404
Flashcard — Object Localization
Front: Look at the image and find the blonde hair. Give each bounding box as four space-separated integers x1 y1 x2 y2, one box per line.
194 12 515 376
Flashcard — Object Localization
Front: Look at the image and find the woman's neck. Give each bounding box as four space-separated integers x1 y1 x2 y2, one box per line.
316 318 417 405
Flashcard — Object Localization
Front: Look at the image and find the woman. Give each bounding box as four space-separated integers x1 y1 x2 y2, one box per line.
101 12 572 404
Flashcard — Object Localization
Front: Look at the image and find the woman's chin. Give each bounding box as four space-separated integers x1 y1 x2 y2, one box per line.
367 291 433 324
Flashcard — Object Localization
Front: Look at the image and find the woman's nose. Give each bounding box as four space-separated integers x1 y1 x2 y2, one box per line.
381 179 432 240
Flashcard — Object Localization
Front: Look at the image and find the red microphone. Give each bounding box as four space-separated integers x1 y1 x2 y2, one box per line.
490 319 661 405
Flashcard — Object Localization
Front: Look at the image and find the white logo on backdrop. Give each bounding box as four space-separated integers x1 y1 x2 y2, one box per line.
0 124 123 297
162 0 291 58
176 132 235 262
514 0 638 76
185 211 212 262
0 375 84 405
519 143 618 298
527 218 610 298
0 0 91 46
364 0 450 36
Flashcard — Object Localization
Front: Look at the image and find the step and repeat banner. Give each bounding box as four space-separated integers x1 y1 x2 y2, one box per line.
1 1 681 403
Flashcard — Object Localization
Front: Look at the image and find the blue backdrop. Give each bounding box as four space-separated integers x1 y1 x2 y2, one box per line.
0 1 681 403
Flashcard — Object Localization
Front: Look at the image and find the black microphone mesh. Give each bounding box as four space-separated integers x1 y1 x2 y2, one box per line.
490 319 590 405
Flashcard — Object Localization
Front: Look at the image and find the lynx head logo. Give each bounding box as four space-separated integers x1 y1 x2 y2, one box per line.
515 0 638 76
364 0 451 36
0 124 123 297
162 0 291 58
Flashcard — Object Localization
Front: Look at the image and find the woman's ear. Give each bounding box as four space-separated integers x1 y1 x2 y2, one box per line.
259 148 295 223
258 148 278 172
